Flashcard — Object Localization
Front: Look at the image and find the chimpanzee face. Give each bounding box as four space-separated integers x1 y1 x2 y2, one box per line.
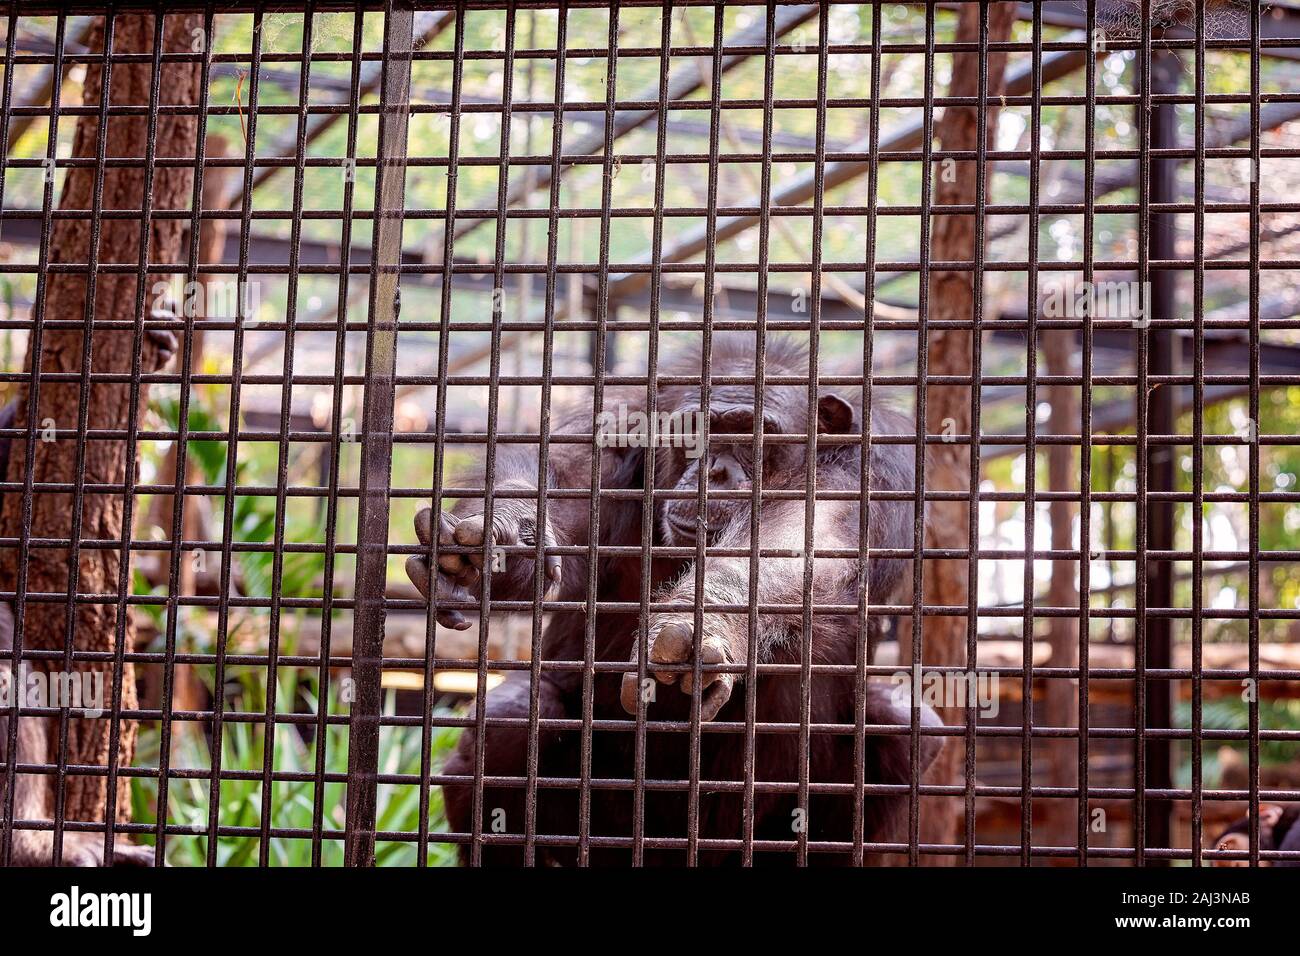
657 391 856 548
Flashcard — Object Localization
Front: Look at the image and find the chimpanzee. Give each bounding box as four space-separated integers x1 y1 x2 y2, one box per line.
0 326 175 867
407 335 943 865
1210 803 1300 867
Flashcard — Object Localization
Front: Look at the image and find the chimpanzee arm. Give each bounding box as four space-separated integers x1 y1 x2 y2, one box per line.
439 667 579 866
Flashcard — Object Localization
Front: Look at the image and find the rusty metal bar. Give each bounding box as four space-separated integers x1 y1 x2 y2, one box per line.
343 0 414 868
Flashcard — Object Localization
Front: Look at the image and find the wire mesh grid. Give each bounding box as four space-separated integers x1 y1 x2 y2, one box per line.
0 0 1297 867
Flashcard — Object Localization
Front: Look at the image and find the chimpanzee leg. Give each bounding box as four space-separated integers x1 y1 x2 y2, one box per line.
442 669 576 866
855 682 946 854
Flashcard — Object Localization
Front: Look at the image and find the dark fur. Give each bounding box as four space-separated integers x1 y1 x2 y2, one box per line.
410 335 939 865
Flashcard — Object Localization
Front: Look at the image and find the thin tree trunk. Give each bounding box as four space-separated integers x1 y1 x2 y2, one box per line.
0 14 202 824
909 1 1018 861
1043 329 1081 852
149 134 233 722
148 134 232 567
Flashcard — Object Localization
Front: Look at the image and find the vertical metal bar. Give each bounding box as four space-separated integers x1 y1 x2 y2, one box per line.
1145 42 1180 866
1133 0 1152 867
418 6 464 865
157 2 215 869
52 9 116 866
0 9 16 213
1020 0 1042 867
1189 0 1206 869
103 7 166 865
468 0 519 868
1104 445 1116 646
343 0 414 868
851 0 883 870
522 3 564 867
205 5 264 867
687 0 723 867
963 0 991 869
315 7 365 869
1247 0 1262 868
0 3 19 867
909 0 936 868
258 5 316 868
578 0 615 867
1 9 64 870
795 0 830 869
633 0 670 868
742 0 776 868
1077 0 1097 868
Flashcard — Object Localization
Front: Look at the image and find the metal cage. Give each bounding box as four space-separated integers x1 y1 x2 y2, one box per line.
0 0 1298 868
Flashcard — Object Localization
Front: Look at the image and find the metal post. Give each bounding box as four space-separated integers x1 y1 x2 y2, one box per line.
1145 44 1180 863
344 0 414 868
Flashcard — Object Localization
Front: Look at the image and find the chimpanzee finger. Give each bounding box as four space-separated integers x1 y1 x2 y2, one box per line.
437 608 470 630
405 554 433 599
698 674 735 722
479 509 529 573
403 554 471 629
679 637 728 696
619 672 643 716
542 523 562 589
435 572 473 630
145 322 179 372
414 507 434 546
453 514 490 571
107 842 158 867
437 512 472 578
648 620 694 686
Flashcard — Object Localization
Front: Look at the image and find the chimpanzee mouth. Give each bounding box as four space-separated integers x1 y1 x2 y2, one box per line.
664 514 697 540
664 513 724 542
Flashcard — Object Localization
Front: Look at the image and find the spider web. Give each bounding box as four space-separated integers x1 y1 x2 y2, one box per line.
1091 0 1258 40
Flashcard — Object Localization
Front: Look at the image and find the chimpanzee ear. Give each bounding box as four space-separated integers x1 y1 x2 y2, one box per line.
816 393 856 434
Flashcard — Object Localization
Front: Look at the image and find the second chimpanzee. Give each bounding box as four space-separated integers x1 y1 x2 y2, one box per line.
1210 803 1300 867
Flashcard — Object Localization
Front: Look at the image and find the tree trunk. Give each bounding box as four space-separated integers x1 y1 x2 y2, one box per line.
147 134 233 722
1043 329 1080 852
910 1 1018 861
0 14 202 824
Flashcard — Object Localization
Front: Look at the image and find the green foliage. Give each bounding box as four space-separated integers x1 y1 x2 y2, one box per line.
151 395 229 487
1174 697 1300 788
134 391 461 867
131 667 461 867
151 392 331 601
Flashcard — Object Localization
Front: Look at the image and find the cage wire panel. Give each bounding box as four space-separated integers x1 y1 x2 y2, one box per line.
0 0 1297 867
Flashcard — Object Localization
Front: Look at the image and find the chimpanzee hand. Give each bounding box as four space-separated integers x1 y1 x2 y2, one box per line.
405 505 562 631
144 324 178 372
619 617 739 722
